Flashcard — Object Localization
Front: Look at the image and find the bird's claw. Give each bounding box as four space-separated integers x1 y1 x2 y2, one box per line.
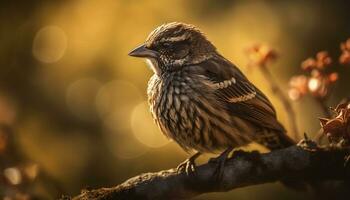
177 158 196 175
176 152 201 176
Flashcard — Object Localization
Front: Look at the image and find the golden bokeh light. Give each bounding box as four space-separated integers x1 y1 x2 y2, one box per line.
288 88 301 101
103 130 149 160
96 80 143 132
17 119 92 183
32 26 68 63
4 167 22 185
2 0 349 199
97 80 149 159
66 78 102 121
308 77 321 92
131 101 169 148
23 163 39 180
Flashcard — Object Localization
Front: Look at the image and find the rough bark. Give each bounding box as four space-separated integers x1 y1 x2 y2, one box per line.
64 140 350 200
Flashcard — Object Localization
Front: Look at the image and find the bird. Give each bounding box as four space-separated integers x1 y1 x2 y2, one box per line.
129 22 295 176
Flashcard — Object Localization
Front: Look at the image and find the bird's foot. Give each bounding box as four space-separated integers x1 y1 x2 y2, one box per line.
209 147 233 181
177 152 201 176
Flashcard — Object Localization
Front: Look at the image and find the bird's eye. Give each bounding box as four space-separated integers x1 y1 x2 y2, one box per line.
159 41 190 59
161 42 171 48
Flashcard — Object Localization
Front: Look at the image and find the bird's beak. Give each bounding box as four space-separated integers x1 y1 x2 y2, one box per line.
128 44 159 58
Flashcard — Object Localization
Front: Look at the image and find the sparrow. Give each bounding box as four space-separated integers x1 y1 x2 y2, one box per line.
129 22 295 175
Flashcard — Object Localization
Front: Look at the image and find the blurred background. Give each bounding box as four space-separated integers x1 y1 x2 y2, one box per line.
1 0 350 199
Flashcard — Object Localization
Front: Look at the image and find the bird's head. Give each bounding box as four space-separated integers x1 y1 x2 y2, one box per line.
129 22 216 75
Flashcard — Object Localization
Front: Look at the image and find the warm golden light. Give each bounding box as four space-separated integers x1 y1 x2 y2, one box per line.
66 78 101 120
96 80 143 131
131 102 169 148
308 77 321 92
4 167 22 185
96 80 149 159
32 26 68 63
288 88 301 101
2 1 348 199
23 163 39 180
103 131 149 159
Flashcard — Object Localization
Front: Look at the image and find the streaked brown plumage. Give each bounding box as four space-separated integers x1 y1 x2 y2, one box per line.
129 22 295 173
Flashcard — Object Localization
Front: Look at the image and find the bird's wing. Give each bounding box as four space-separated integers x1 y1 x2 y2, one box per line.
197 55 285 132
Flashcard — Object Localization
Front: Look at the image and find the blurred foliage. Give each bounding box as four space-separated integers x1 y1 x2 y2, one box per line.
1 0 350 199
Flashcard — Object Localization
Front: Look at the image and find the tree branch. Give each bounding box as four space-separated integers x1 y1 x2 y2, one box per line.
65 141 350 200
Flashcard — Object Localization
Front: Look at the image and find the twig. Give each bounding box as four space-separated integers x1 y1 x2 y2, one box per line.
66 144 350 200
313 97 336 143
259 66 300 140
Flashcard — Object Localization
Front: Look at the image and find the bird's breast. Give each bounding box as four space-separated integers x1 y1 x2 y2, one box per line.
147 73 252 152
147 74 194 137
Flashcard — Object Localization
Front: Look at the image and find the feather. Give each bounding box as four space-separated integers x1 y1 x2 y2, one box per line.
196 55 285 132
